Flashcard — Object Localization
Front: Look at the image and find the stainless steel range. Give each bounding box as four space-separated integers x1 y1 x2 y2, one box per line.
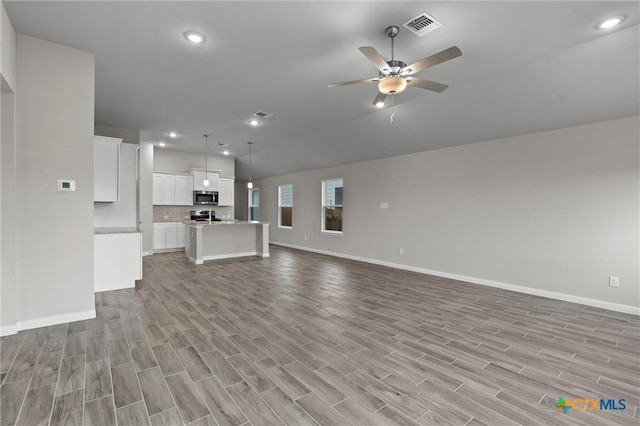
190 210 221 222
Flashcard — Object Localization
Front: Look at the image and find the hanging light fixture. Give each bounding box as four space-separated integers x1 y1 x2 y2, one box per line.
247 142 254 189
203 134 210 187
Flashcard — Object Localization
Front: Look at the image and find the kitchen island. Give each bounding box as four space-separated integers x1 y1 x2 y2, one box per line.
184 221 270 264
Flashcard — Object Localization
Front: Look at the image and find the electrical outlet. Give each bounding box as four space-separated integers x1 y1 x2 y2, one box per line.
609 276 620 288
304 235 308 241
380 202 389 209
399 248 404 255
163 215 169 219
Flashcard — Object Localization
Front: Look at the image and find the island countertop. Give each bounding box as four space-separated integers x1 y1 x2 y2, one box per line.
183 220 270 226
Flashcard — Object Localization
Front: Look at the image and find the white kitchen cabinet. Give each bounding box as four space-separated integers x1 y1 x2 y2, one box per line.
153 227 166 250
94 136 121 202
174 175 193 205
193 171 218 191
218 177 235 206
153 173 192 206
177 227 186 247
94 231 142 292
152 174 163 205
162 175 175 205
165 227 177 248
153 222 185 250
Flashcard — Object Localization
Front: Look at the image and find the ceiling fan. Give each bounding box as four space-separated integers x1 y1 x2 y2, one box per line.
328 25 462 107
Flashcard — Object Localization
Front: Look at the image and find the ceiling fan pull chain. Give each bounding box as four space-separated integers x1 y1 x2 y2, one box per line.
390 94 395 124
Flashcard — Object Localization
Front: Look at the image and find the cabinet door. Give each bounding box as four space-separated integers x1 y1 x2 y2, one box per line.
177 228 186 248
218 178 234 206
94 138 120 202
204 173 219 191
174 175 193 206
193 171 205 191
162 175 175 205
165 228 178 248
152 174 163 205
153 228 166 250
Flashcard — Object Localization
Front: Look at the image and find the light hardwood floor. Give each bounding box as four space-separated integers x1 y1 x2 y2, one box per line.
1 246 639 425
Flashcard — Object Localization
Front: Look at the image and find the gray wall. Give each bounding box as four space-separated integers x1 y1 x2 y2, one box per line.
139 141 154 253
0 3 17 335
94 143 138 228
14 35 95 326
95 123 140 145
248 116 640 310
154 148 234 177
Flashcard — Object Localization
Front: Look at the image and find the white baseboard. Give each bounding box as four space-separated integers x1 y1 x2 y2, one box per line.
203 251 257 261
271 242 640 316
142 250 153 256
17 309 96 332
0 324 18 337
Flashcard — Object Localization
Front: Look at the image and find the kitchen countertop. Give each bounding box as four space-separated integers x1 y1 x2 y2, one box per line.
94 227 140 235
184 220 270 226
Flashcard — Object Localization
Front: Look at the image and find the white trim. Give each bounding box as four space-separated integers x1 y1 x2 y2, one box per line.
321 231 343 237
271 242 640 316
0 324 18 337
189 251 260 264
4 309 97 336
143 250 153 256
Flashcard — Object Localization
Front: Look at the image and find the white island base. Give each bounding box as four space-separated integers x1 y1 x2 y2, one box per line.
185 221 270 264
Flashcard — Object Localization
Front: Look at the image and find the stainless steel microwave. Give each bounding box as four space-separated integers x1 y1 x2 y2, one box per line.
193 190 218 205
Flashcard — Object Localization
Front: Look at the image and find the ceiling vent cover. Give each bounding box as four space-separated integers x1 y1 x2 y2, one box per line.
253 111 273 119
403 12 442 37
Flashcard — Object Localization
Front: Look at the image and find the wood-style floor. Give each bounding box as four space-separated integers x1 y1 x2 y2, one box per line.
1 246 639 426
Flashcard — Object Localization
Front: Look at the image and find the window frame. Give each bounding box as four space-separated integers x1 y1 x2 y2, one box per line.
278 184 293 229
248 188 259 222
321 178 343 235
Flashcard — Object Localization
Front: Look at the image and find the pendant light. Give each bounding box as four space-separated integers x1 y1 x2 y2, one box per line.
247 141 254 189
203 134 210 187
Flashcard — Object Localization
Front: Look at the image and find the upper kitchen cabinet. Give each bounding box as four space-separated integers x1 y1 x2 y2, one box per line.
193 170 219 191
153 173 193 206
218 177 235 206
94 136 121 202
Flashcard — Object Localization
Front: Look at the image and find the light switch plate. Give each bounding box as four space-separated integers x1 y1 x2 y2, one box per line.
380 202 389 209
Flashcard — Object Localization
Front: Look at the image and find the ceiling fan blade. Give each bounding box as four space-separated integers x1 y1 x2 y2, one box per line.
401 46 462 75
327 77 379 88
406 77 449 93
359 46 390 73
372 92 388 106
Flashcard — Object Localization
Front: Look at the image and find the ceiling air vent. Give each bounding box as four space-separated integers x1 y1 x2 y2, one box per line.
403 12 442 37
253 111 273 119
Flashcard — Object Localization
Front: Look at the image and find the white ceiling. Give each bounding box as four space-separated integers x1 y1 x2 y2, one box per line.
5 1 639 180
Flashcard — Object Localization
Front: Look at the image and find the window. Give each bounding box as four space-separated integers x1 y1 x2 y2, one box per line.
322 178 343 233
249 188 259 222
278 184 293 228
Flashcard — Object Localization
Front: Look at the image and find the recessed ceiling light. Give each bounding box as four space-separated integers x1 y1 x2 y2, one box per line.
375 101 385 108
250 119 259 126
184 31 206 44
596 15 625 30
159 142 166 147
223 150 229 156
169 132 177 138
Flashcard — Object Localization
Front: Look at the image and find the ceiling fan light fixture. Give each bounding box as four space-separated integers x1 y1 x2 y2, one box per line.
378 76 407 95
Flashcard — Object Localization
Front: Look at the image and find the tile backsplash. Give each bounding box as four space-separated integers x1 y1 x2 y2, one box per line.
153 205 234 222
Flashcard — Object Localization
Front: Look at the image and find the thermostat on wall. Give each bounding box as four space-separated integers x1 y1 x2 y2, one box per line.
57 179 76 191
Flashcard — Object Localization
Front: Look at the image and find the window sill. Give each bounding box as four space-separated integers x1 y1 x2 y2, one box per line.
321 231 343 237
278 226 293 230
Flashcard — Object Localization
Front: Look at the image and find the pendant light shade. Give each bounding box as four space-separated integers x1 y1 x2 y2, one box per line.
247 141 254 189
378 76 407 95
203 134 210 187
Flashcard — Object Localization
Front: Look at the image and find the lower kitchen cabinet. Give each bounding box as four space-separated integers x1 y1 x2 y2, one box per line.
94 231 142 292
153 222 185 250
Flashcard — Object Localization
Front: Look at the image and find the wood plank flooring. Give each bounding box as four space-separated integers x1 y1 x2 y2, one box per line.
1 246 638 425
